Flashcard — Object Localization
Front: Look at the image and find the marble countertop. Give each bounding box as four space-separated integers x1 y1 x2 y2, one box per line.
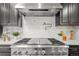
0 37 23 45
0 37 78 46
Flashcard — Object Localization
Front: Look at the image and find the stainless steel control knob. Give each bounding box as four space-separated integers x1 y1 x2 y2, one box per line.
42 48 45 55
18 51 22 55
12 51 17 55
25 51 28 55
34 48 38 55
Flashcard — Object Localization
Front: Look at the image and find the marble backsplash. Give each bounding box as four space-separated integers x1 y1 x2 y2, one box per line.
3 26 23 40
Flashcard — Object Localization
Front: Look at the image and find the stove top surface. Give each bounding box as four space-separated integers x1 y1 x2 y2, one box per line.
13 38 65 47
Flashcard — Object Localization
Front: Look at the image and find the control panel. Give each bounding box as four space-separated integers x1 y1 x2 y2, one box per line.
11 47 68 56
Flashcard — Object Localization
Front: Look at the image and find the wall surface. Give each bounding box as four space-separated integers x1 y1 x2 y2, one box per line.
3 26 23 40
3 16 79 45
22 16 79 45
22 16 55 38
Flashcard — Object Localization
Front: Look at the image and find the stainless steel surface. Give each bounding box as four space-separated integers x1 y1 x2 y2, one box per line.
56 3 79 26
16 3 62 17
13 38 65 46
15 3 63 9
18 8 60 17
0 25 3 38
27 38 52 45
11 38 68 56
0 3 22 26
11 46 68 56
20 11 55 17
0 45 11 56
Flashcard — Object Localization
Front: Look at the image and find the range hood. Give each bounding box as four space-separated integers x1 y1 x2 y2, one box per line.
15 3 63 9
16 3 62 16
29 9 49 11
18 9 60 16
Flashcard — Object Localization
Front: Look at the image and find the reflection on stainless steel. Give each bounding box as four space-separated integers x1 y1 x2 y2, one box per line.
34 48 38 55
11 46 69 56
11 38 68 56
27 38 52 45
25 51 28 55
12 51 17 55
18 51 22 55
14 38 65 45
41 48 45 55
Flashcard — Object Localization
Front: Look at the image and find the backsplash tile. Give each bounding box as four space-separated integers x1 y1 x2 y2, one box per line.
22 16 79 45
3 26 23 39
2 16 79 45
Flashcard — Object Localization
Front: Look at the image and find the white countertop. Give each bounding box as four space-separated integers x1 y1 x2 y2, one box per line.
0 37 23 45
0 37 78 46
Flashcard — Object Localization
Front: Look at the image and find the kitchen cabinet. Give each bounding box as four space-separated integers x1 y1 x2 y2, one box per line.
8 3 18 26
69 45 79 56
60 3 69 25
56 3 79 26
56 3 69 26
70 4 79 25
0 3 9 25
9 3 22 26
0 3 22 26
55 11 61 26
0 45 11 56
0 3 3 24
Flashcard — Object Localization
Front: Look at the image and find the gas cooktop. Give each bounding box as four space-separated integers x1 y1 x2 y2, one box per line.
13 38 65 46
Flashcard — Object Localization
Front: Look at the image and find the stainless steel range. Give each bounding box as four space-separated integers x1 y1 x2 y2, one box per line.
11 38 69 56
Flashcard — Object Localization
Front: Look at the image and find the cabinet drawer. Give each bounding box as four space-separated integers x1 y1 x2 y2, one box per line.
69 45 79 56
0 48 11 53
0 53 11 56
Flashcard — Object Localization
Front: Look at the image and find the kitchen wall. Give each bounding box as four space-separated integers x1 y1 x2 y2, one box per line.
22 16 79 45
22 16 55 38
3 16 79 45
3 26 23 40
